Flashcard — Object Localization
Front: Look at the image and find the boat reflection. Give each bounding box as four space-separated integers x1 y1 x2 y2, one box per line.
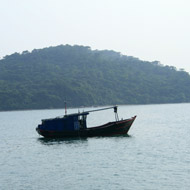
37 137 88 145
37 134 131 146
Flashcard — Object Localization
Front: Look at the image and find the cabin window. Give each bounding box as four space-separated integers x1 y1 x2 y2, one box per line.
78 115 87 129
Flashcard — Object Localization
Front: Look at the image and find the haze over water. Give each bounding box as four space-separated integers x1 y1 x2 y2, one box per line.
0 103 189 190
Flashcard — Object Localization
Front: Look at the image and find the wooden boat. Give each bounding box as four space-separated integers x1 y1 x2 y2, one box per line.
36 106 136 138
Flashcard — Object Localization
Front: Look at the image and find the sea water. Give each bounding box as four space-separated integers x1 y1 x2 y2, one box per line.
0 104 189 190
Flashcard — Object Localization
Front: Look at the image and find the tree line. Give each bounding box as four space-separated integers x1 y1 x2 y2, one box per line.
0 44 190 111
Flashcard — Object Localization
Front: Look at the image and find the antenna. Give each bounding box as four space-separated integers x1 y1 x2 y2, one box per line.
64 98 71 115
64 100 67 115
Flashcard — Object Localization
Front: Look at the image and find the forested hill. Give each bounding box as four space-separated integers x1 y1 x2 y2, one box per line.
0 44 190 111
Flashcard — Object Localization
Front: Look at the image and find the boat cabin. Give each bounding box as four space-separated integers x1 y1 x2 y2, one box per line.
40 112 89 132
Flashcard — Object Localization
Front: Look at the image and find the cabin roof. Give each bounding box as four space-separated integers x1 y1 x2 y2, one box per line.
42 112 89 122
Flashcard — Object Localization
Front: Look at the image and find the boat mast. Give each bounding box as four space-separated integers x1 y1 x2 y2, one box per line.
86 106 119 121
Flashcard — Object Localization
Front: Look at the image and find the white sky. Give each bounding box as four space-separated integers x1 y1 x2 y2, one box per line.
0 0 190 72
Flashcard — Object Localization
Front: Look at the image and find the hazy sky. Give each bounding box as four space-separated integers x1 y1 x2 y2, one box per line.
1 0 190 72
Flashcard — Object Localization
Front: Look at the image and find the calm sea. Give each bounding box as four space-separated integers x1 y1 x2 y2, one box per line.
0 104 189 190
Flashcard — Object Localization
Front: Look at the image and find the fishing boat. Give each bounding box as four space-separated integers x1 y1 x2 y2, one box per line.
36 106 136 138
